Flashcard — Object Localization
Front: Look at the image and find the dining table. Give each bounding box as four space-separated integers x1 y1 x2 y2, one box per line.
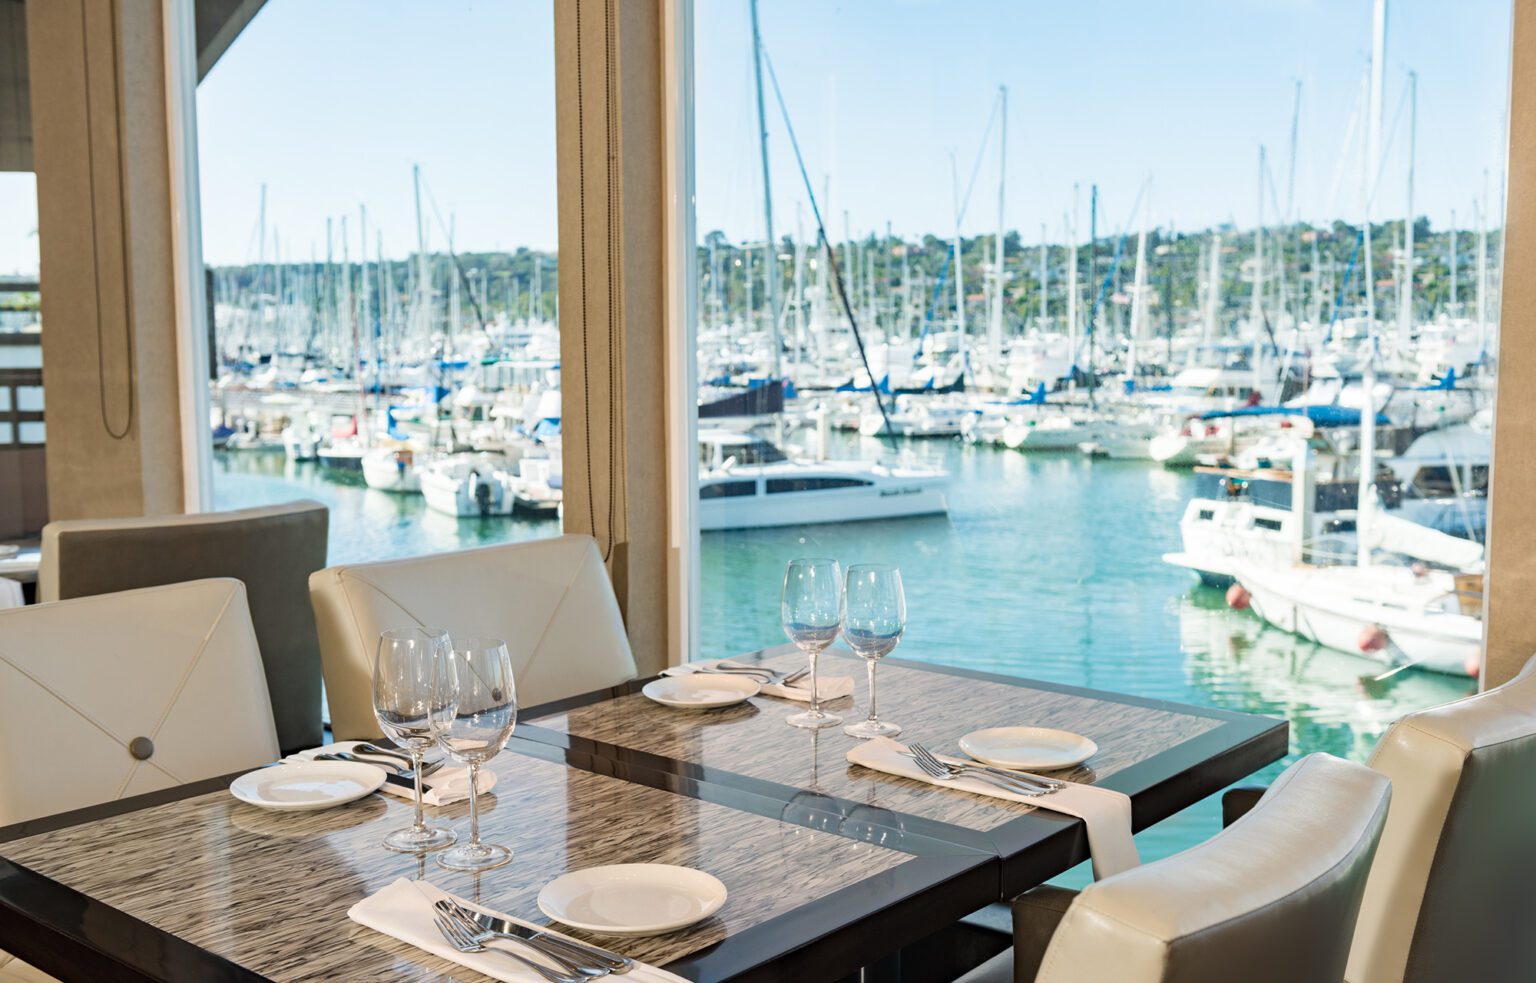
0 646 1286 982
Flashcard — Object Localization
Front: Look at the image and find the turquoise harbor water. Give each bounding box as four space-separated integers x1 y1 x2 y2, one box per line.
215 437 1472 872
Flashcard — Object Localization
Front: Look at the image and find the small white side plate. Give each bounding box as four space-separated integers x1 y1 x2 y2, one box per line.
230 760 386 812
958 726 1098 771
642 673 760 709
538 864 727 937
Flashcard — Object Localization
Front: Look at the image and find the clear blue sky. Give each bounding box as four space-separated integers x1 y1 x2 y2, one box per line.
0 0 1516 273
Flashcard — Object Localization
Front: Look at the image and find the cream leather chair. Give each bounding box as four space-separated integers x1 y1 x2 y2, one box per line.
1340 656 1536 983
960 753 1390 983
0 579 280 826
309 535 637 741
39 501 329 753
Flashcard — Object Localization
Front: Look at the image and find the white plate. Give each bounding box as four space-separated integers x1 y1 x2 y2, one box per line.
229 760 387 812
958 726 1098 771
642 673 760 709
538 864 727 937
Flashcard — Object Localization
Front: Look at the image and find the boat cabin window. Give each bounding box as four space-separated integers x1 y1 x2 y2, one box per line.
1410 465 1491 497
766 476 874 494
699 480 759 499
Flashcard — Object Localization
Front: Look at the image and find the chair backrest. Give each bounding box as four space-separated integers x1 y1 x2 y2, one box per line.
1348 656 1536 983
309 534 636 741
0 579 280 827
1035 753 1390 983
39 501 328 753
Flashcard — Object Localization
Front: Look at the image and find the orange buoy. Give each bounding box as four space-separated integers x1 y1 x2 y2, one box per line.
1465 654 1481 678
1226 583 1251 610
1358 624 1389 653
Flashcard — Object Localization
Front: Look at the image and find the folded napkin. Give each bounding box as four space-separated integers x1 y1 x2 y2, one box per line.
662 659 854 702
286 741 496 807
847 737 1139 879
350 878 687 983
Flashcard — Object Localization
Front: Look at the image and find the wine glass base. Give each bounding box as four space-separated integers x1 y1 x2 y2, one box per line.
382 825 457 853
787 709 842 729
436 842 513 872
844 718 902 739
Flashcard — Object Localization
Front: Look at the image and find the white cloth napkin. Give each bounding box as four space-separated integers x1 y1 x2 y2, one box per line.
847 736 1140 879
286 741 496 806
0 578 23 610
662 659 854 702
349 878 687 983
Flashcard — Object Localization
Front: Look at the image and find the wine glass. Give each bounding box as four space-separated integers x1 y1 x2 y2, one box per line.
373 627 457 853
782 558 844 729
842 565 906 739
429 637 517 871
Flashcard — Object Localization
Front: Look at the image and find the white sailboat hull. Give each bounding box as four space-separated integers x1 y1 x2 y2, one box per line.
1235 561 1480 677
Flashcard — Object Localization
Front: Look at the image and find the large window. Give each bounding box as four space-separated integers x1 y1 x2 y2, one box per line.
0 171 43 540
195 2 560 565
690 0 1510 868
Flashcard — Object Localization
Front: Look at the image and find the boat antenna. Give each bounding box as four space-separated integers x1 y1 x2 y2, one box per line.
762 50 897 444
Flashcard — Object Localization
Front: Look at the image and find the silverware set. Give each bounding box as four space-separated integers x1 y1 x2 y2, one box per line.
314 750 445 781
431 898 633 979
905 742 1064 797
699 662 811 687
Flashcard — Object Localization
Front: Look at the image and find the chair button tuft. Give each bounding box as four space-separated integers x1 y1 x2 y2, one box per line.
129 737 154 760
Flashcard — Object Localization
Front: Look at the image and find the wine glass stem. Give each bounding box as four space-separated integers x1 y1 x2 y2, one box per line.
808 648 822 717
467 762 481 847
410 749 426 832
866 659 879 723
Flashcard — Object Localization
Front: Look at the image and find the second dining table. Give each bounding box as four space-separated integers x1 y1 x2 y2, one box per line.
0 646 1286 982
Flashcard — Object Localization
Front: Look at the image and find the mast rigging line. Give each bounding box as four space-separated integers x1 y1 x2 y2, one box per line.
762 49 897 444
419 175 491 331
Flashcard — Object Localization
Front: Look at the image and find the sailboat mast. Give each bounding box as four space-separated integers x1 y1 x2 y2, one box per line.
748 0 780 380
1085 184 1098 404
950 153 967 341
1038 223 1048 329
1203 233 1222 346
1252 145 1265 331
1397 70 1417 356
1128 186 1149 383
412 164 429 339
1067 183 1079 364
1449 207 1458 315
1363 0 1387 325
989 85 1007 384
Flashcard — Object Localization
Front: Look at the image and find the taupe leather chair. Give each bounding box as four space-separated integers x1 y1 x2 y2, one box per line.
39 501 328 752
1340 656 1536 983
309 535 637 741
960 753 1390 983
0 579 280 825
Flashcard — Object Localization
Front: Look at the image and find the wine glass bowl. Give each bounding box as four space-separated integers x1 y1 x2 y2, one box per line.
782 558 845 730
842 565 906 739
372 627 457 853
429 636 517 872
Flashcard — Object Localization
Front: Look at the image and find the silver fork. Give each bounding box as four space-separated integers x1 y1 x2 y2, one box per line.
436 900 624 976
432 910 589 983
907 743 1058 798
314 751 444 780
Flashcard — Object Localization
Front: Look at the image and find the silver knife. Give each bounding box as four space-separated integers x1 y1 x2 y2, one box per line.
467 909 633 974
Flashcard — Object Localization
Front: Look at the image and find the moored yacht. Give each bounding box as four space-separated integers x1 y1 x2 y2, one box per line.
698 430 949 531
419 453 515 517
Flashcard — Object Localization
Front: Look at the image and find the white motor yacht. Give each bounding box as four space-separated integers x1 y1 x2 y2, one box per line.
698 430 949 531
419 454 515 517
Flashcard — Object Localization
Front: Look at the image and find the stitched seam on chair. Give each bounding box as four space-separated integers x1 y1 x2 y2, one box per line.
514 553 594 683
139 586 241 786
0 646 135 754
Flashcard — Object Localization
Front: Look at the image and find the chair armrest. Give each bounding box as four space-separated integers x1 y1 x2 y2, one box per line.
1011 885 1079 982
1222 785 1268 827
